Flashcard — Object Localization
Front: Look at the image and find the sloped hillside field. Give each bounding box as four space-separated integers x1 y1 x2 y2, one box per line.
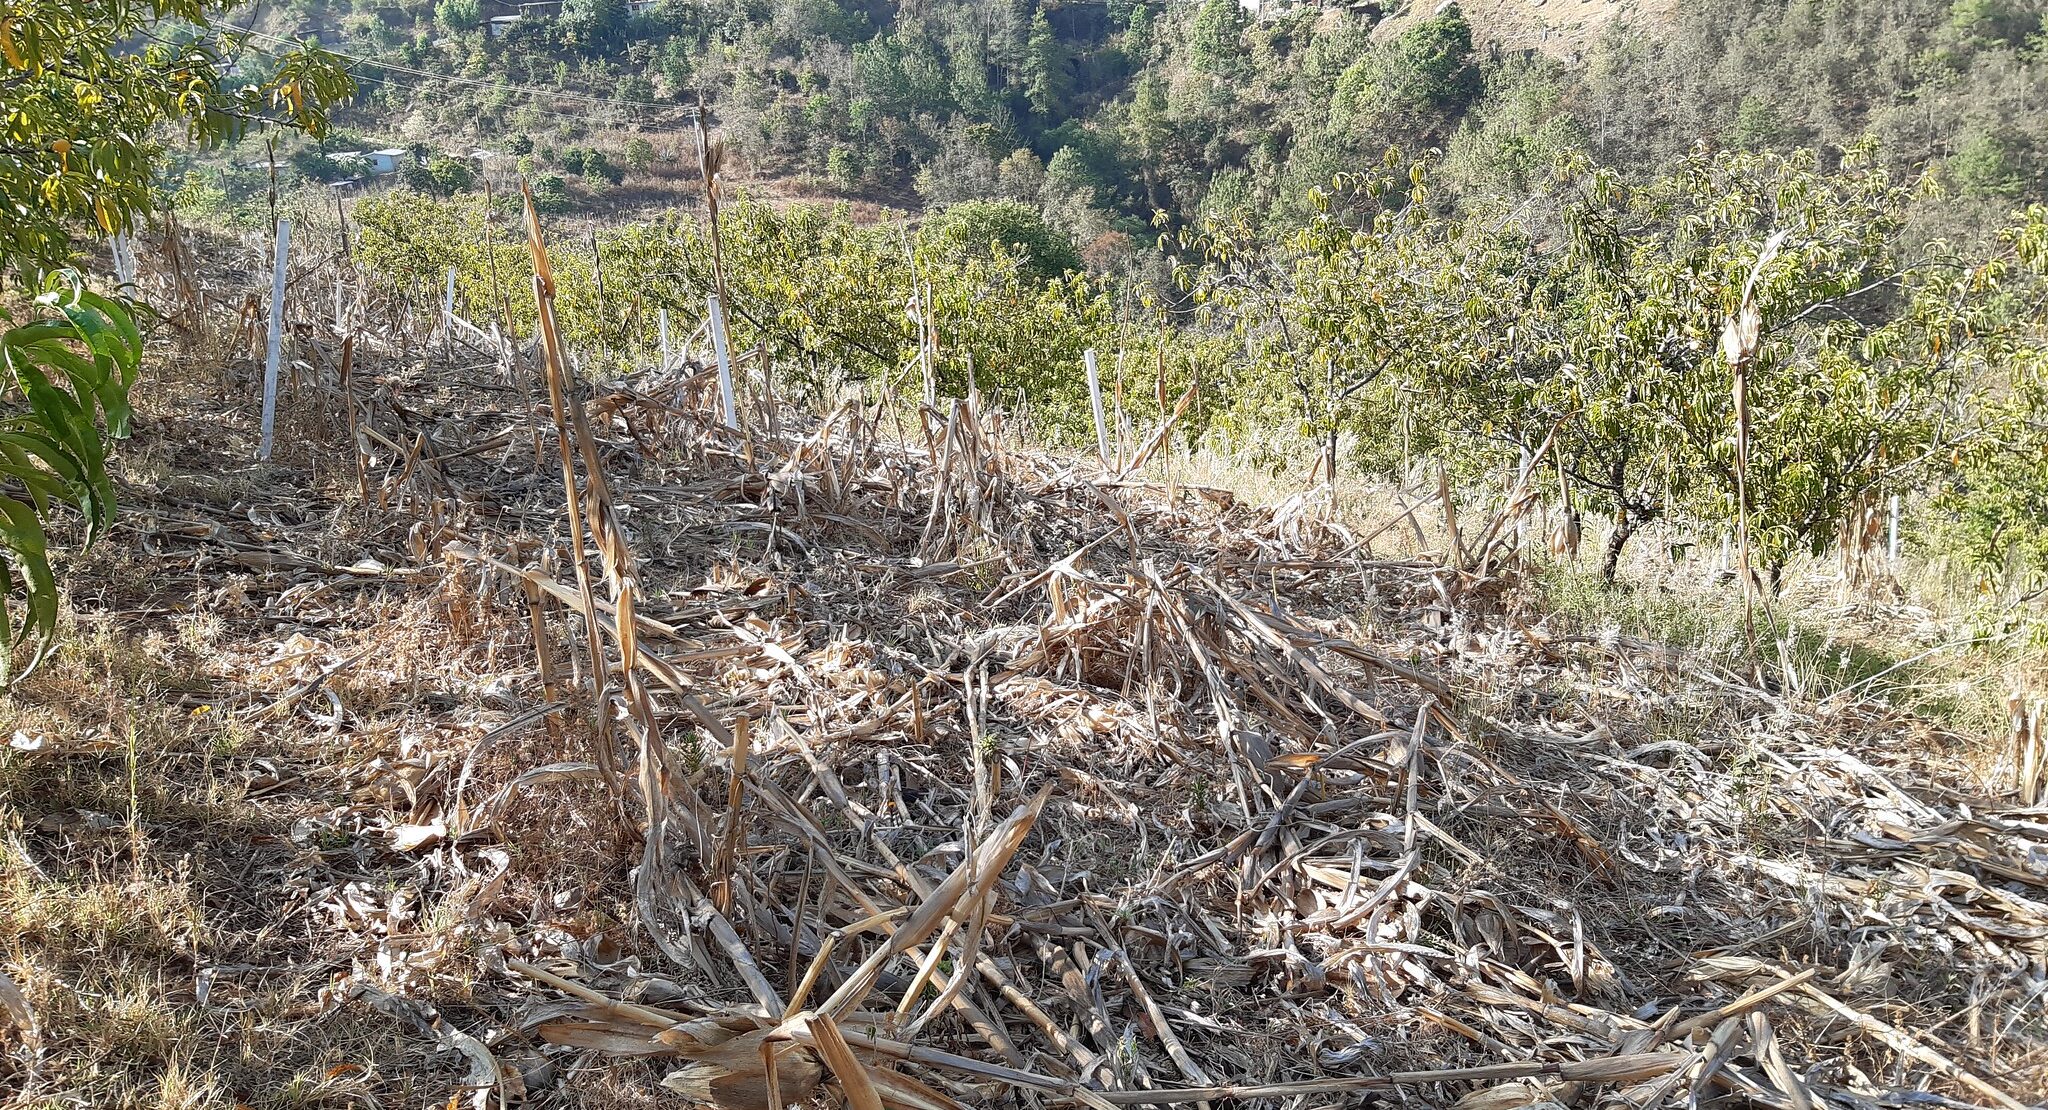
2 278 2043 1108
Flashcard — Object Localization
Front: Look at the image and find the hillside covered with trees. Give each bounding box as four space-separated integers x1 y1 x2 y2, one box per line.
226 0 2048 240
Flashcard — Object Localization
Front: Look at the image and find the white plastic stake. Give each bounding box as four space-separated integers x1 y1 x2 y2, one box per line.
658 308 672 369
921 294 936 408
1084 348 1108 465
707 293 738 429
1888 494 1901 562
257 218 292 462
443 266 458 330
110 233 135 291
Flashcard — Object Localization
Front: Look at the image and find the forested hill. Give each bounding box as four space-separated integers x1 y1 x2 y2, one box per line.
222 0 2046 247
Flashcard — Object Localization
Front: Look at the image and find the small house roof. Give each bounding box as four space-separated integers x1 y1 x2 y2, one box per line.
369 147 409 157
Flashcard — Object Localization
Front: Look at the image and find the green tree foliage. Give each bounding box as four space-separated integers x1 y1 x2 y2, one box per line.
1188 0 1248 75
1574 0 2048 233
914 125 1005 205
1449 148 1902 576
0 0 348 275
1122 4 1156 65
1444 57 1580 196
0 283 140 682
1333 11 1477 135
1950 132 2030 199
1176 155 1464 483
1932 207 2048 585
436 0 482 32
1507 154 1936 575
293 0 2048 262
1946 0 2037 48
1546 145 1979 577
429 154 478 192
1023 10 1072 116
624 136 657 173
555 145 624 184
919 200 1082 282
657 38 694 95
996 148 1047 200
586 150 624 185
1042 146 1109 228
826 145 863 190
559 0 629 55
532 174 573 213
289 145 352 184
1728 95 1786 151
852 26 953 118
1174 144 2045 584
350 192 1131 441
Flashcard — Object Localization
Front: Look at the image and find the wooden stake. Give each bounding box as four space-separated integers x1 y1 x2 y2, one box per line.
336 337 369 506
521 576 567 750
1437 465 1461 566
711 716 752 913
481 173 513 351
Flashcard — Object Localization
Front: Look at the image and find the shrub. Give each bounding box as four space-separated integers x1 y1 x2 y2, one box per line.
435 0 481 31
532 174 572 213
919 199 1083 282
624 136 656 173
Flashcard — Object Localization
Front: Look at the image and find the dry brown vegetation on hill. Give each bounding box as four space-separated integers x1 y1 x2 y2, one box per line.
1371 0 1679 60
1 216 2045 1110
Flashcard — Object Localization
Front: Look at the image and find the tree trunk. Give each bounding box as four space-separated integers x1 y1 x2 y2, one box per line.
1601 512 1639 583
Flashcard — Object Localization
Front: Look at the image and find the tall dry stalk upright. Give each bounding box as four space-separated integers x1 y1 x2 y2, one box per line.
520 180 622 783
521 183 718 967
1550 449 1581 560
2014 694 2044 806
694 97 729 311
1722 231 1785 650
694 97 747 440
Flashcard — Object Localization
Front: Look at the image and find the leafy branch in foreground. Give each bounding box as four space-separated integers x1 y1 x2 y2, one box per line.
0 279 138 682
